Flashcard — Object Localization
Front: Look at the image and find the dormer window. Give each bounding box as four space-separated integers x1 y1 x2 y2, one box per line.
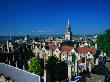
88 54 90 56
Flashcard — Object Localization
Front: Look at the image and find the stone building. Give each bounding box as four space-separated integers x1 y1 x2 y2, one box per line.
77 47 96 71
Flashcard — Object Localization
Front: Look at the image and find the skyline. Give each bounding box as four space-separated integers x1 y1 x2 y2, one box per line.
0 0 110 36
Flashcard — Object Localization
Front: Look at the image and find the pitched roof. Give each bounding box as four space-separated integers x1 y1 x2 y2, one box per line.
48 45 75 53
61 46 74 52
77 47 96 55
48 45 57 51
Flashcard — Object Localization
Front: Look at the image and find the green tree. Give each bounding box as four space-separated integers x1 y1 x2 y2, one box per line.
97 29 110 57
46 56 68 81
72 53 76 62
28 57 44 76
89 41 95 47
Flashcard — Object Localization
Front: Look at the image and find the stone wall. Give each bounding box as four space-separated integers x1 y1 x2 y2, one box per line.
0 63 40 82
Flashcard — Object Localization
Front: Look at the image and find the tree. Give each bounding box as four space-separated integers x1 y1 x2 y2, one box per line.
72 53 76 62
35 37 39 42
97 29 110 57
91 62 109 76
89 41 95 47
46 56 68 81
61 40 74 47
28 57 44 76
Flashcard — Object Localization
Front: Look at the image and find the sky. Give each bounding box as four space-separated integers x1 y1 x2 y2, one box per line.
0 0 110 36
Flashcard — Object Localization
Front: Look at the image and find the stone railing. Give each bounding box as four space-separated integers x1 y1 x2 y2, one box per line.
0 63 41 82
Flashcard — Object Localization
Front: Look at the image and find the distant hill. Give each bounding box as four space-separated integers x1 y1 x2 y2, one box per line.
0 34 96 41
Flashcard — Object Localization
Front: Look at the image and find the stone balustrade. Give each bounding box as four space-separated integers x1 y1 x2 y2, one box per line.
0 63 41 82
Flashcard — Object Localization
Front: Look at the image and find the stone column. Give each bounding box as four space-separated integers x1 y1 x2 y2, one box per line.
44 68 47 82
95 59 99 65
42 47 51 82
23 64 25 70
6 41 9 53
9 60 11 65
43 49 47 82
1 45 4 51
16 61 18 67
85 56 87 70
74 61 78 76
88 62 91 72
68 62 72 81
13 54 14 61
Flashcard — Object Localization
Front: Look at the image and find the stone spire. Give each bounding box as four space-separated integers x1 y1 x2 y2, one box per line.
65 18 73 40
67 18 70 28
67 18 71 32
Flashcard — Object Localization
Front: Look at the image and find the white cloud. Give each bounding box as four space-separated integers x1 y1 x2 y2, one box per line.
38 30 45 33
37 29 53 33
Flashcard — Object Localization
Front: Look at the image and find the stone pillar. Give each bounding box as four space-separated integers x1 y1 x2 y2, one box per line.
88 62 91 72
74 61 78 75
85 56 87 70
23 64 25 70
95 59 99 65
6 41 9 53
16 61 18 67
28 60 31 65
13 54 14 61
43 50 47 82
1 45 4 51
68 62 72 81
9 60 11 65
44 68 47 82
44 53 51 82
6 55 8 64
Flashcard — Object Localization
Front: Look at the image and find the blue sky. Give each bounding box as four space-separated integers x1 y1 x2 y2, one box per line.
0 0 110 36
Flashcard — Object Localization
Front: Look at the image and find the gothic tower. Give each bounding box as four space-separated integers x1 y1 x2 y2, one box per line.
65 19 72 40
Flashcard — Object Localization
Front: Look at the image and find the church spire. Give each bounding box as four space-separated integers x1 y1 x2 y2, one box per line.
67 18 70 28
68 18 70 26
65 18 73 40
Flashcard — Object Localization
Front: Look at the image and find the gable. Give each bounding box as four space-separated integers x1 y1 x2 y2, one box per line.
54 47 61 54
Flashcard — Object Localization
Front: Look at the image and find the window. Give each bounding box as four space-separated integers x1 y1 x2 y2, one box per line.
88 54 90 56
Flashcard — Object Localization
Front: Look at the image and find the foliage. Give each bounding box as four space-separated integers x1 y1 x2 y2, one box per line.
28 57 44 76
94 50 100 59
61 40 74 46
97 29 110 57
91 62 109 76
79 68 90 77
46 56 68 81
89 41 95 47
35 37 40 42
72 53 76 62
